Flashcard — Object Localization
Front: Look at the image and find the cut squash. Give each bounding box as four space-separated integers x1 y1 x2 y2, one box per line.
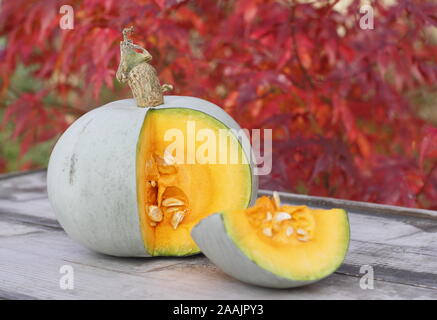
47 29 257 258
137 108 253 256
47 96 257 257
192 193 350 288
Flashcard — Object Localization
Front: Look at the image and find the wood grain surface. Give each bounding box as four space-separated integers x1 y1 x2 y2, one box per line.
0 170 436 299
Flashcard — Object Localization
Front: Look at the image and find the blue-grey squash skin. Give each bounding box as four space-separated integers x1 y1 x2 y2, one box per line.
47 99 149 256
191 213 319 288
47 96 258 257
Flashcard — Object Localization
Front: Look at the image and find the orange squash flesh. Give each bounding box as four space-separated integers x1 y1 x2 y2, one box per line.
222 195 350 281
137 108 252 256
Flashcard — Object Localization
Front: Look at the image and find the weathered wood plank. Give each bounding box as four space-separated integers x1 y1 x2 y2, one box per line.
0 170 48 202
259 190 437 220
1 170 437 299
0 220 44 237
0 222 436 299
0 170 58 228
2 208 435 291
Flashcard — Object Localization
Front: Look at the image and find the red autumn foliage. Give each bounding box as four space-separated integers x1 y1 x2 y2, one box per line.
1 0 437 208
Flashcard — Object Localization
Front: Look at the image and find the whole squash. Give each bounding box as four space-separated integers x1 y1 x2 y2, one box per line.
47 28 257 257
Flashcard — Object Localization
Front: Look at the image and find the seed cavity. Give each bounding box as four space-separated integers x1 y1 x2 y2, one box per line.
145 154 190 230
274 211 292 222
171 210 185 229
262 227 273 237
162 197 185 207
157 165 177 175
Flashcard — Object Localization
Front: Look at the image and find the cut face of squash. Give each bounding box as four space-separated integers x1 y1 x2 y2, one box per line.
137 108 253 256
192 193 350 288
47 97 257 257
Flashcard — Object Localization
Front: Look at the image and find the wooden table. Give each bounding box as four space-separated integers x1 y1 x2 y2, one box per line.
0 170 436 299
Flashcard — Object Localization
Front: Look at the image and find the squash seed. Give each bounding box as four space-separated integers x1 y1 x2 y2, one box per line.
150 180 157 187
262 227 273 237
147 205 163 222
171 210 185 229
150 221 157 227
165 207 182 214
274 211 292 222
265 211 272 222
285 226 294 236
297 229 310 241
297 228 307 236
162 197 185 207
297 236 310 242
272 191 281 209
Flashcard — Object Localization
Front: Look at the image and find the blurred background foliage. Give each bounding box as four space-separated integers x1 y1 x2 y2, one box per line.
1 0 437 208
